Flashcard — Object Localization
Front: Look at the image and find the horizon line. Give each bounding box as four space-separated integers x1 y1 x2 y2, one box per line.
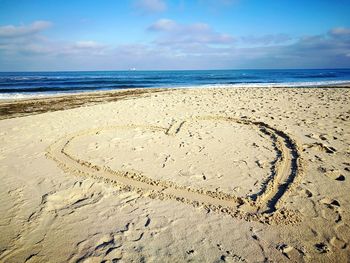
1 67 350 73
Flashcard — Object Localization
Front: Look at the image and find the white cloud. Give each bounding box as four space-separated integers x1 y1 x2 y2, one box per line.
0 21 52 38
329 27 350 38
74 41 106 49
134 0 167 13
241 34 292 45
148 19 178 31
0 21 107 57
0 22 349 70
148 19 234 45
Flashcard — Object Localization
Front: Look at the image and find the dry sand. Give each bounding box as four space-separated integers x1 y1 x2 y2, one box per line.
0 87 349 262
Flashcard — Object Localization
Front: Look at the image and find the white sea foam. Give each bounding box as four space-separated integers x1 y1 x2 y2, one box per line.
0 92 69 100
188 80 350 88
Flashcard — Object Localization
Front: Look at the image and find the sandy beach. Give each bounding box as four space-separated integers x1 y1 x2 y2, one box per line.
0 87 349 262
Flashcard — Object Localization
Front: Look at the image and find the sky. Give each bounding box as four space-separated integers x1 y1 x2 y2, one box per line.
0 0 349 71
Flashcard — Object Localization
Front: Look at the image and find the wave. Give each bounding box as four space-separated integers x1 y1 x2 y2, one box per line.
0 79 163 87
0 80 349 100
295 73 338 78
0 69 349 100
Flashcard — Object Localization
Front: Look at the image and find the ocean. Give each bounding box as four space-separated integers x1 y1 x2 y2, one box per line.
0 69 349 99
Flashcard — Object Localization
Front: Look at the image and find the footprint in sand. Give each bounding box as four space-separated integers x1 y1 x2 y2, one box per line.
320 198 342 223
276 244 304 261
314 242 329 254
324 169 346 181
73 214 151 262
303 142 337 154
344 162 350 172
330 237 347 250
304 189 313 198
216 243 247 262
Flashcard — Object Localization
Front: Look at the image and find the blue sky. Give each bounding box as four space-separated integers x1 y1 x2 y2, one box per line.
0 0 349 71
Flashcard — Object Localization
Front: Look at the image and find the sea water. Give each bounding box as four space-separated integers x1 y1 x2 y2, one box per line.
0 69 349 99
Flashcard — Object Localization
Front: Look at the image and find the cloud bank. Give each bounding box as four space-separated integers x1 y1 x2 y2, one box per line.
240 34 292 45
148 19 234 45
0 21 52 38
0 20 349 70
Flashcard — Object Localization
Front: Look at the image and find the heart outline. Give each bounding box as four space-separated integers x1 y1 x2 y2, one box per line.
46 116 303 224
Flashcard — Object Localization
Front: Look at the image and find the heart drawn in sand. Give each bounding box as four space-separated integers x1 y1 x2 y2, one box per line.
46 116 302 224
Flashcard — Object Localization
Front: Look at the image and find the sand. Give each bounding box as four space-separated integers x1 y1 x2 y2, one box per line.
0 87 349 262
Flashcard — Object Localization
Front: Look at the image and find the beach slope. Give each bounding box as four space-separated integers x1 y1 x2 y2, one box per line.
0 87 349 262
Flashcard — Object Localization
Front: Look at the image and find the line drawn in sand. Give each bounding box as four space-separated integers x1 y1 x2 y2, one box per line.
46 116 303 224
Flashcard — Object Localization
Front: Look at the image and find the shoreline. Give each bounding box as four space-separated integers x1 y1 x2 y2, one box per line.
1 84 350 120
1 80 350 100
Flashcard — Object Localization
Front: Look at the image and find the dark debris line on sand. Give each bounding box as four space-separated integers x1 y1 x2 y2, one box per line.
0 88 167 120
